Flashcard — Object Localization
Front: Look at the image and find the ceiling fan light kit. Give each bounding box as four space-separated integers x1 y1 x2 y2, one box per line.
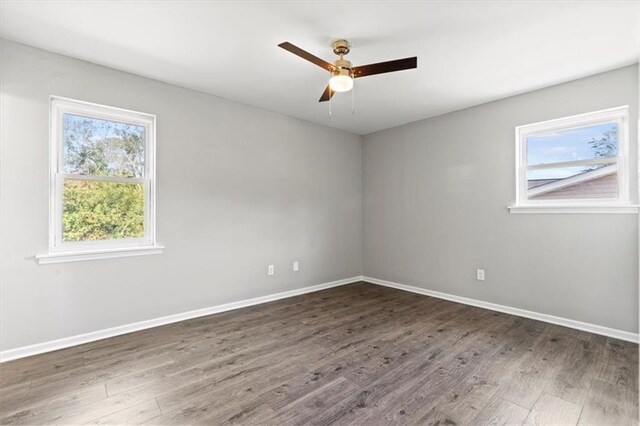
329 70 353 93
278 39 417 114
329 40 354 93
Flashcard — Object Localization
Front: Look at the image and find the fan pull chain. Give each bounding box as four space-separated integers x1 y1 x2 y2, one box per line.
352 77 355 115
329 86 332 119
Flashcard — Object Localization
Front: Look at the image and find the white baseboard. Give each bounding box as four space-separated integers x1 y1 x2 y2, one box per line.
0 276 363 363
363 276 639 344
3 274 635 362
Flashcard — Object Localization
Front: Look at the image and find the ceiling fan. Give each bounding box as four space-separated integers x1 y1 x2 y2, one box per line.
278 39 417 102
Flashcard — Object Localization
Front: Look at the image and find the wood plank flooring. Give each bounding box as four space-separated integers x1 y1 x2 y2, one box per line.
0 282 637 425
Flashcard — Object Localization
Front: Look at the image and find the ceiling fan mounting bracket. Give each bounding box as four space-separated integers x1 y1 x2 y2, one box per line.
332 39 351 56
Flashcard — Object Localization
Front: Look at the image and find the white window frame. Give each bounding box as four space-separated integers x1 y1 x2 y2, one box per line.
510 106 638 214
37 97 163 264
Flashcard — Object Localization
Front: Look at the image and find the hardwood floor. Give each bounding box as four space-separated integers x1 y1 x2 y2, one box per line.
0 282 637 425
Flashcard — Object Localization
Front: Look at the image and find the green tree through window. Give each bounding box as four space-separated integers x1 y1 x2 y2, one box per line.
62 114 146 242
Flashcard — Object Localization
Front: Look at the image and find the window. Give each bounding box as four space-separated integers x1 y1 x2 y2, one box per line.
37 97 162 264
512 106 635 213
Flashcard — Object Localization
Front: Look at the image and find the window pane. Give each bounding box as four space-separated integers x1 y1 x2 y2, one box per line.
63 179 145 242
63 114 145 178
527 164 618 200
527 122 618 166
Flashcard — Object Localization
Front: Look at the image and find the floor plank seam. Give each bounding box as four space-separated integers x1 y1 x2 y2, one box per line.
575 386 591 425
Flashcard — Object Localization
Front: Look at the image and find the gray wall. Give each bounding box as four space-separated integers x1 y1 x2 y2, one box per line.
363 65 639 333
2 39 637 353
0 40 363 352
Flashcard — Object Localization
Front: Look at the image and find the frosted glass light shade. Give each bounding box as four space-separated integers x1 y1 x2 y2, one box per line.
329 75 353 92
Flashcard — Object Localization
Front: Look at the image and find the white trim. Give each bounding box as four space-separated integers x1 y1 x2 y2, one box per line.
508 205 639 214
35 245 165 264
61 174 145 184
3 274 636 362
0 276 362 362
46 96 157 257
363 276 639 344
49 96 155 125
527 157 617 171
515 106 630 208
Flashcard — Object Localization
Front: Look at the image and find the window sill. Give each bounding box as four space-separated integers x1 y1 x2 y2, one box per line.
36 245 164 264
508 205 639 214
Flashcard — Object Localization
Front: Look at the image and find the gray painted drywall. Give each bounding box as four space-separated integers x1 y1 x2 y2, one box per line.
363 65 639 333
1 39 638 354
0 40 363 351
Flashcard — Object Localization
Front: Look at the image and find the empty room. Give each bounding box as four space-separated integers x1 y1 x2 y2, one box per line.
0 1 638 425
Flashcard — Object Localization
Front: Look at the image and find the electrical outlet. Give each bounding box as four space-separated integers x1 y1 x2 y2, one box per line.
476 269 485 281
268 264 275 276
293 261 299 272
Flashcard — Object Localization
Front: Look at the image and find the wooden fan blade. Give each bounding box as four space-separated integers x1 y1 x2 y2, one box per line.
353 57 417 78
319 85 335 102
278 42 336 72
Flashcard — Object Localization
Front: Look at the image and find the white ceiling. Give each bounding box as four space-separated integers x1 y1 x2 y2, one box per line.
1 1 639 135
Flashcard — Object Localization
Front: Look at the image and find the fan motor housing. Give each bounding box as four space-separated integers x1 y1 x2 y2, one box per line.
333 58 352 70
